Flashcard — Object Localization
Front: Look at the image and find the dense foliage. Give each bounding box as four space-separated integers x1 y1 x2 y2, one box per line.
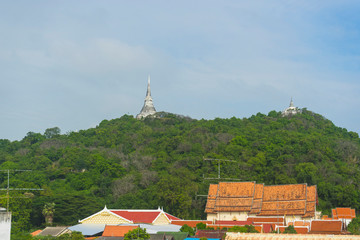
180 224 195 236
283 225 297 234
124 227 150 240
0 110 360 234
348 217 360 235
228 225 258 233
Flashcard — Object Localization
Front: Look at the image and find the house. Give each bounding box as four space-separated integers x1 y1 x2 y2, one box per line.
332 207 356 226
37 226 71 237
205 182 318 223
79 206 181 225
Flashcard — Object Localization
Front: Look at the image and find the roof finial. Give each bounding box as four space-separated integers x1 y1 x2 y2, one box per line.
289 97 294 107
147 75 151 97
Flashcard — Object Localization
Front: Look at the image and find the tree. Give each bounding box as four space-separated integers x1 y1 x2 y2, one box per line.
58 231 85 240
180 224 195 236
196 222 207 230
295 162 318 185
283 225 297 234
44 127 61 139
228 225 258 233
42 202 55 225
124 227 150 240
348 217 360 235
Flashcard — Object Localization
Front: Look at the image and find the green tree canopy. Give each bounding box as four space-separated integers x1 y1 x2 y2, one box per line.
124 228 150 240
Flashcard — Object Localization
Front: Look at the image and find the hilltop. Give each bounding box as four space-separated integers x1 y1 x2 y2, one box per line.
0 110 360 232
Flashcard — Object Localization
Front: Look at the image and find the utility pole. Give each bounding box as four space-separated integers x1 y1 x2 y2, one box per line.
0 170 43 212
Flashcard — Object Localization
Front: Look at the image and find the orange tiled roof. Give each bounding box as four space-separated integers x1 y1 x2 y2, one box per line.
30 230 42 236
206 182 259 213
205 184 219 213
205 182 317 218
102 225 138 237
276 226 309 234
289 221 310 227
250 183 264 214
247 217 285 224
171 220 212 228
332 207 356 219
259 184 310 216
310 220 342 233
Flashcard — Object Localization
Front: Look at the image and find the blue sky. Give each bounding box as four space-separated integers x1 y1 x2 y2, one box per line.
1 1 360 140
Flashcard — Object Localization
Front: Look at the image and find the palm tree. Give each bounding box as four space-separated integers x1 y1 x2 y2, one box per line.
42 202 55 225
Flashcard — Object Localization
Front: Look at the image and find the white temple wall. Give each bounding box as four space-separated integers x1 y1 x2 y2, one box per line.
0 211 11 240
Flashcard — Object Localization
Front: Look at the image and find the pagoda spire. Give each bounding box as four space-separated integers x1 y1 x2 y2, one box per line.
136 75 157 119
146 75 151 97
289 97 294 107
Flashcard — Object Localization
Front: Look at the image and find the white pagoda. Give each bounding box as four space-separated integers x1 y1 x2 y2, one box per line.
282 98 300 116
136 75 156 119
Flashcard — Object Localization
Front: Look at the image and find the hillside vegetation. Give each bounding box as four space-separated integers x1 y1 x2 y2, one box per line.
1 110 360 233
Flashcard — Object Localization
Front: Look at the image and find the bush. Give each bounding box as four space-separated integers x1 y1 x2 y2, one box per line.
283 225 297 234
196 222 207 230
180 224 195 236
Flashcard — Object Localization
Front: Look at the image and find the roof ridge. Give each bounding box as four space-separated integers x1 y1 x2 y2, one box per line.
109 209 163 212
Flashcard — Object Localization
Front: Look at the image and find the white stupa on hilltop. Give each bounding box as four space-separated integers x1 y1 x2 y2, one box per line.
136 75 157 119
282 98 301 116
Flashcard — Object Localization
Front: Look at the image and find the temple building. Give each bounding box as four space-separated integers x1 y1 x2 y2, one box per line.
136 75 156 119
282 98 301 116
205 182 318 223
79 206 180 225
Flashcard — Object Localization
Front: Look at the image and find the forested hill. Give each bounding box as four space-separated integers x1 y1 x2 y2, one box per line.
1 110 360 232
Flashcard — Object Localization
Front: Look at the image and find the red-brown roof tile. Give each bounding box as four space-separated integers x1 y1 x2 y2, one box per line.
110 210 180 224
31 230 42 236
214 220 253 226
205 182 317 218
262 224 272 233
195 229 227 239
276 226 309 234
310 220 342 233
259 184 308 216
332 207 356 219
205 182 258 213
102 225 138 237
171 220 212 228
247 217 285 224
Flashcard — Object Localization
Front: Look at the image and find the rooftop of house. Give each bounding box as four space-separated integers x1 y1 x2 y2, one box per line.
79 207 181 225
37 227 69 237
332 207 356 219
309 220 343 234
102 225 139 237
205 182 317 218
170 220 212 228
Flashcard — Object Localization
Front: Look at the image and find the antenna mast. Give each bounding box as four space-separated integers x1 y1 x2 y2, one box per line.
0 170 43 212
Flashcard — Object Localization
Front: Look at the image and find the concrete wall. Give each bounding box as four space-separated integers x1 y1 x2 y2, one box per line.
0 211 11 240
226 232 360 240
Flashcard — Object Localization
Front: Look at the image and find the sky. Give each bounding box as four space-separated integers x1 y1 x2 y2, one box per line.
1 1 360 141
